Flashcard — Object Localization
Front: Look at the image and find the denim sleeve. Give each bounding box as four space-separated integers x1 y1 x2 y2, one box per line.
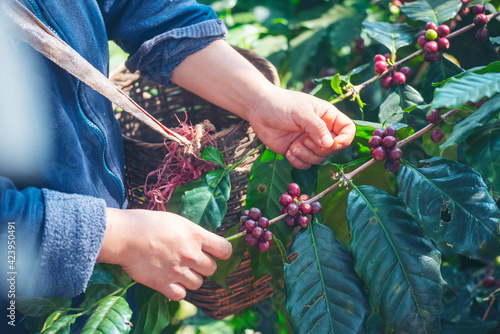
0 178 106 299
98 0 228 86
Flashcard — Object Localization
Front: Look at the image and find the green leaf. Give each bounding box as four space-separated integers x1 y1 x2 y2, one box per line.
423 57 464 93
133 285 170 334
347 185 445 333
288 29 328 81
491 37 500 45
16 297 71 318
177 173 231 232
268 239 294 334
397 158 500 258
362 21 417 53
206 169 226 188
81 296 132 334
431 68 500 109
245 149 294 243
331 73 343 96
400 0 462 25
440 94 500 150
200 146 226 167
41 314 77 334
465 120 500 192
89 266 115 285
42 310 69 332
379 85 425 124
291 165 319 196
317 162 398 247
284 222 370 334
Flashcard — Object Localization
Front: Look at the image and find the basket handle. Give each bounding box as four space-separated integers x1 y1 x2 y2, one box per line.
3 0 191 147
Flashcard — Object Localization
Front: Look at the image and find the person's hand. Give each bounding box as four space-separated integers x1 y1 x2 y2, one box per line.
248 85 356 169
97 208 232 301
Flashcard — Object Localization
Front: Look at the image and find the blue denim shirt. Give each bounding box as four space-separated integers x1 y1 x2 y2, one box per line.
0 0 226 299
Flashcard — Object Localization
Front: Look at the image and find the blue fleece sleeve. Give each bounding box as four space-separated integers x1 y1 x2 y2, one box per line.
98 0 228 86
0 177 106 299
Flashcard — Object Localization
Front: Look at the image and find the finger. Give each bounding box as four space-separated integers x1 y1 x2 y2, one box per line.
179 269 205 291
330 113 356 150
285 150 312 170
292 107 334 149
287 142 328 166
303 136 340 157
190 251 217 277
161 283 186 301
201 233 232 260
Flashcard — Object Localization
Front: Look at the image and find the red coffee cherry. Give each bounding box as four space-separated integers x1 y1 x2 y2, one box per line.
374 61 388 75
258 217 270 229
473 13 488 26
298 194 310 202
437 38 450 50
385 126 398 137
279 193 293 207
475 28 489 41
388 147 403 161
431 129 445 143
392 72 406 85
473 4 485 15
400 67 412 78
245 219 257 232
252 226 264 238
374 54 386 62
369 135 383 147
287 183 301 197
256 240 270 252
245 234 259 246
437 25 450 37
295 215 310 228
482 276 496 288
373 128 385 137
425 22 438 31
381 75 393 89
300 202 312 214
249 207 262 220
372 146 387 161
424 41 438 53
427 109 442 124
261 230 274 242
418 35 427 48
310 201 322 215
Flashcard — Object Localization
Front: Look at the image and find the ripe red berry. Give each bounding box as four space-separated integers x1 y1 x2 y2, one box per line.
298 194 310 202
261 230 274 242
372 146 387 162
249 207 261 220
240 215 249 224
461 7 470 16
279 193 293 207
392 72 406 85
285 215 296 228
374 54 386 62
425 22 438 31
238 225 245 233
431 129 444 143
385 159 401 173
423 51 432 62
437 25 450 37
374 61 388 75
256 240 270 252
400 67 412 78
427 109 442 124
287 183 301 197
373 128 385 137
461 0 472 4
385 126 398 137
473 14 488 26
281 207 287 214
473 4 485 15
245 233 259 246
388 147 403 161
295 215 310 228
252 226 263 238
437 38 450 50
475 28 489 41
384 52 392 61
418 29 426 37
258 217 270 229
242 210 250 217
300 202 312 214
482 276 496 288
381 75 393 89
430 51 442 62
245 219 257 231
383 136 398 148
418 35 427 48
287 202 299 216
310 201 322 215
369 135 383 147
424 41 438 53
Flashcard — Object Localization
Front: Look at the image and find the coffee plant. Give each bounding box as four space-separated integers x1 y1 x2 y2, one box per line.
17 0 500 333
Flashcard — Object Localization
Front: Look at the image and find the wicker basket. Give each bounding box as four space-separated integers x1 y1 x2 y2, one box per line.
111 46 279 319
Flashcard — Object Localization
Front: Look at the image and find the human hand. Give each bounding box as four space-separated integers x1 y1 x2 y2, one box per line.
97 208 232 301
248 85 356 169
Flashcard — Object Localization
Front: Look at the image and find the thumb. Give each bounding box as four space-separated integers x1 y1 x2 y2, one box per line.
295 112 333 148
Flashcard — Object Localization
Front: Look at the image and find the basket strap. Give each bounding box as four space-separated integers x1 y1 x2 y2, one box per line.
2 0 191 147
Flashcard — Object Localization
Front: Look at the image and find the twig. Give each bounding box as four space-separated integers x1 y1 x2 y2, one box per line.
225 109 461 240
482 297 496 321
330 10 500 105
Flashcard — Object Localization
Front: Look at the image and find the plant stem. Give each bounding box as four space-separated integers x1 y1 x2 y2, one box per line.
226 143 265 173
330 10 500 105
482 297 496 321
225 108 461 240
